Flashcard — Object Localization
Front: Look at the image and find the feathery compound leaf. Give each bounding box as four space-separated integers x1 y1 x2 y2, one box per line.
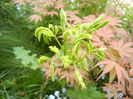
74 66 86 89
48 24 54 32
73 33 92 45
38 56 51 64
91 14 105 26
35 26 55 42
95 20 110 30
49 46 60 54
60 8 67 26
82 41 91 54
50 60 55 81
60 55 71 68
74 42 81 56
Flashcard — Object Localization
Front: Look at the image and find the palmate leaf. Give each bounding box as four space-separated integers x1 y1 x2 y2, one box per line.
67 83 106 99
102 82 125 99
110 40 133 59
28 14 42 23
13 47 38 69
94 59 130 84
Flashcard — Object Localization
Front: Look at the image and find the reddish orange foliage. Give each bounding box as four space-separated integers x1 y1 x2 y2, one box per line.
94 59 130 84
41 62 88 87
110 40 133 59
28 14 42 23
66 9 132 98
14 0 65 23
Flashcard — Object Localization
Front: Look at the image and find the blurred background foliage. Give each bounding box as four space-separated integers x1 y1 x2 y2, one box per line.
0 0 133 99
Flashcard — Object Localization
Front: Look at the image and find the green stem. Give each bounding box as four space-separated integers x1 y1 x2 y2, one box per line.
55 37 62 48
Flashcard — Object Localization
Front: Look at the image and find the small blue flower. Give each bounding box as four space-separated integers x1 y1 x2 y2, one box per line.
99 64 104 68
62 88 66 93
54 76 58 80
49 94 55 99
103 88 110 93
54 91 60 97
101 75 105 80
107 90 110 94
118 92 123 99
45 95 49 98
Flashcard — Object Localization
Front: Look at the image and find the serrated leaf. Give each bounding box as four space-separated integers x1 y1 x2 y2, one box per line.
34 27 55 43
48 24 54 32
74 66 86 89
13 47 38 69
50 60 55 81
60 8 67 26
92 14 105 26
74 33 92 44
60 55 71 68
82 41 90 54
74 42 81 56
49 46 60 54
38 56 51 64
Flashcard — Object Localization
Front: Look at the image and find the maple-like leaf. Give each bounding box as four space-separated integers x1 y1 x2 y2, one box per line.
102 16 123 27
92 35 105 48
94 26 115 42
114 27 129 39
105 6 123 16
32 7 44 13
46 11 58 17
44 1 54 7
59 66 76 86
31 1 39 5
94 59 130 84
110 40 133 59
66 10 81 25
82 15 96 23
127 80 133 96
55 1 65 10
14 0 25 6
103 83 125 99
66 10 79 16
43 62 51 80
67 15 82 25
59 66 88 86
123 97 132 99
130 65 133 76
29 14 42 23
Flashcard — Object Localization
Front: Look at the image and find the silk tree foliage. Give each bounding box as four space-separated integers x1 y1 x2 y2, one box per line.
35 9 109 89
